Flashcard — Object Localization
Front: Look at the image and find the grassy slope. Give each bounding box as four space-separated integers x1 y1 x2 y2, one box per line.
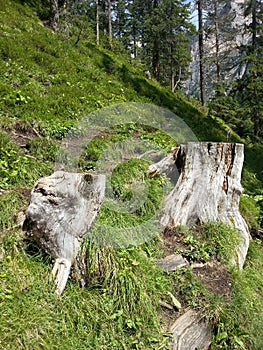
0 1 263 349
0 0 236 141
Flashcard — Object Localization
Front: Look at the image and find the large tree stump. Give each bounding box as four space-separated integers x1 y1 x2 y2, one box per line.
23 171 105 294
149 142 250 268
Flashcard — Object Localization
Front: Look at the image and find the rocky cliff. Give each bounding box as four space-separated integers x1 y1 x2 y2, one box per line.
184 0 251 98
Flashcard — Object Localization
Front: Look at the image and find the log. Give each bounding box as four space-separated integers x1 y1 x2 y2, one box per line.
23 171 105 294
149 142 250 268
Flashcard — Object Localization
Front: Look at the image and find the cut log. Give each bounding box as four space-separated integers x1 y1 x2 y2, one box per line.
149 142 250 268
23 171 105 294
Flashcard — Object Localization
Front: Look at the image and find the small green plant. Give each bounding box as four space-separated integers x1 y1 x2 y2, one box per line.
0 135 25 186
211 321 248 350
176 233 212 263
27 137 60 161
0 131 51 189
174 223 240 265
3 90 31 105
200 222 240 265
171 266 207 309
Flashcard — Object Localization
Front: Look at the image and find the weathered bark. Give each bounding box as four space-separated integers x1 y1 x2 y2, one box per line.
23 171 105 294
149 142 250 268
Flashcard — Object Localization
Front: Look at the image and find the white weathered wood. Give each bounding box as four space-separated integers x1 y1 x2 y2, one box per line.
150 142 250 268
23 171 105 294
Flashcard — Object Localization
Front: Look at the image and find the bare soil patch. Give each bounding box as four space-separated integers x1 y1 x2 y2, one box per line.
2 121 41 149
193 261 232 300
161 226 232 300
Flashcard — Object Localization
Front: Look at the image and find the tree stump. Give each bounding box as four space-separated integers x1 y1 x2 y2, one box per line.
149 142 250 268
23 171 105 294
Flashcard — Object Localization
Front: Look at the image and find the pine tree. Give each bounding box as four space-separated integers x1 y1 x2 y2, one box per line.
139 0 194 87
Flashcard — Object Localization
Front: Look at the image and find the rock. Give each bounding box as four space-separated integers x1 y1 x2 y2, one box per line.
23 171 105 294
156 254 189 271
170 309 212 350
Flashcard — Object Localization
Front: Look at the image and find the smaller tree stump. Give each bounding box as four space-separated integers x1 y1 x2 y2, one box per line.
23 171 105 294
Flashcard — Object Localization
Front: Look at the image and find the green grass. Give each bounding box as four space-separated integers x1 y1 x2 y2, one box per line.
212 240 263 350
0 131 51 189
0 0 263 349
0 242 170 350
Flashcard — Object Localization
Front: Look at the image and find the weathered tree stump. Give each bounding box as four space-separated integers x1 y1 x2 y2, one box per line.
23 171 105 294
149 142 250 268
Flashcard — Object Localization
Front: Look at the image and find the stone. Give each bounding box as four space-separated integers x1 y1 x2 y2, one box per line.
156 254 189 271
170 309 212 350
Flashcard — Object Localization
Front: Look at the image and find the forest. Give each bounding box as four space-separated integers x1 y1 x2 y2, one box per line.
0 0 263 349
47 0 263 142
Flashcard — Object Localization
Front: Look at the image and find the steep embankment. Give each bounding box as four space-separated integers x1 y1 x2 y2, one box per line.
0 1 263 350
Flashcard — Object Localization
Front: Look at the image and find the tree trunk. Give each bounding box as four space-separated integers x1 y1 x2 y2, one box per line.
197 0 206 105
101 0 107 35
214 0 220 82
152 0 160 80
108 0 112 48
152 38 160 80
50 0 59 31
172 66 181 93
149 142 250 268
23 171 105 294
251 0 257 49
96 0 100 45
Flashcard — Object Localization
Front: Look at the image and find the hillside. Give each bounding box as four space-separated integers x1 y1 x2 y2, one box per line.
0 1 263 349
